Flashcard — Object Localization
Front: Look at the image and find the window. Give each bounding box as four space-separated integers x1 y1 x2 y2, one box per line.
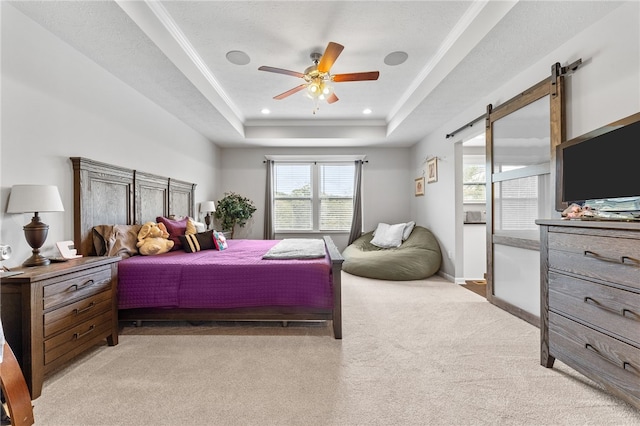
274 162 355 232
463 156 486 203
494 175 543 231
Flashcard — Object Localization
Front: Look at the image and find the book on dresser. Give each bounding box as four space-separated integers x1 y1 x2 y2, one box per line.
536 219 640 409
0 256 120 399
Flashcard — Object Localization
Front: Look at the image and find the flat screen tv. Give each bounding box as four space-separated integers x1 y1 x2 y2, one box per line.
556 112 640 212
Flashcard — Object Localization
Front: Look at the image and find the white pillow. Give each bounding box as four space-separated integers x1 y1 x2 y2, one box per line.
403 221 416 240
370 223 405 248
191 220 206 233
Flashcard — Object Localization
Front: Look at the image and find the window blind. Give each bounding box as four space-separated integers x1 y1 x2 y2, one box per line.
273 162 354 232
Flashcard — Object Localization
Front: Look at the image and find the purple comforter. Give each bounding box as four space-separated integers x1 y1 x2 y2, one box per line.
117 239 333 310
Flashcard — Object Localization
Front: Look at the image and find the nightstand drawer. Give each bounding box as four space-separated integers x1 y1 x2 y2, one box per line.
549 312 640 406
549 272 640 346
548 232 640 291
42 266 112 309
43 289 113 338
43 311 113 365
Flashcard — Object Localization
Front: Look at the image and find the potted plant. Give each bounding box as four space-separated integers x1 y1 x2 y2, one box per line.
214 192 257 238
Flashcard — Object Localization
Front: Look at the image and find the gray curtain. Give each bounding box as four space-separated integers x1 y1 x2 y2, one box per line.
264 160 275 240
347 160 363 245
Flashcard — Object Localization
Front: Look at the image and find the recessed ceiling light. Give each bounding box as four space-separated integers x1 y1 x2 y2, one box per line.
261 108 270 115
363 108 372 115
226 50 250 65
384 51 408 66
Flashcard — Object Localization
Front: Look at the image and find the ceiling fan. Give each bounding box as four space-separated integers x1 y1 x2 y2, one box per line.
258 42 379 112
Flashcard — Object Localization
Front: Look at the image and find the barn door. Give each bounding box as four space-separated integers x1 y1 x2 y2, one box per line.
485 64 566 325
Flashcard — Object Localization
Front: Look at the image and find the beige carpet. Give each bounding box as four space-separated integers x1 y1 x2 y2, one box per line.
33 273 639 425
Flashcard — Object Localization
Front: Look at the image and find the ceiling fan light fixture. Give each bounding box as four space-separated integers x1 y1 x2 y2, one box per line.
305 76 333 100
258 42 379 114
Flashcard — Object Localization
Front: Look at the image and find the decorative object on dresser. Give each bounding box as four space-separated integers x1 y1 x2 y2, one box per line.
200 201 216 230
6 185 64 267
537 219 640 409
0 256 120 399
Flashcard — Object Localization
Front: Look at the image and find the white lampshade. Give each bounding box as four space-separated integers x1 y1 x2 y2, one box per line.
200 201 216 213
7 185 64 213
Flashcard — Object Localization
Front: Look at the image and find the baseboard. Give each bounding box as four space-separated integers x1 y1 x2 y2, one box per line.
438 271 455 283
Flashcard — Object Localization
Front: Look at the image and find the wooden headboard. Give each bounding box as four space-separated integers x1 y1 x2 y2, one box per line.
71 157 196 256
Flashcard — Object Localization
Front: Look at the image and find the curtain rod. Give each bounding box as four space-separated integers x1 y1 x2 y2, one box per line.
262 160 369 164
263 160 368 164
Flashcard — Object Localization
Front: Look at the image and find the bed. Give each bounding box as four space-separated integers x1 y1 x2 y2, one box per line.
71 157 344 338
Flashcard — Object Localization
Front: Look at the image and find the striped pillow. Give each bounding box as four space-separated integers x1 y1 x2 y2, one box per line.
179 230 215 253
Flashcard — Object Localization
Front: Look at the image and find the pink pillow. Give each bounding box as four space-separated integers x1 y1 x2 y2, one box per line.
213 231 228 250
156 216 188 251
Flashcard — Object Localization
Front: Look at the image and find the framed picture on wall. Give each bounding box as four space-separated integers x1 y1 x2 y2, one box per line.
427 157 438 183
414 177 425 196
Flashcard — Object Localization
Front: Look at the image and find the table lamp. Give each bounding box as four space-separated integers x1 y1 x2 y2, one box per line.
200 201 216 230
6 185 64 267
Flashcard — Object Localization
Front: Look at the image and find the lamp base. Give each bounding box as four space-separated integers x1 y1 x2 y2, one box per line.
23 253 51 267
22 213 51 267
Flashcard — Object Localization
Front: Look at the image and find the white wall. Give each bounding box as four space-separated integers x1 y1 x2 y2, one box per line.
219 147 411 250
412 2 640 280
0 4 221 268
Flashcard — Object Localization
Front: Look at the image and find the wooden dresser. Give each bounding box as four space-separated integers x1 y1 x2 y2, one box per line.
537 219 640 409
1 256 119 399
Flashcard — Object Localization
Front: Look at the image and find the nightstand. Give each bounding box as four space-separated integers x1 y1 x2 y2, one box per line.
1 256 119 399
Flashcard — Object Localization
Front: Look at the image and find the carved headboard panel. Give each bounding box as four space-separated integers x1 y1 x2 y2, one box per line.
71 157 196 256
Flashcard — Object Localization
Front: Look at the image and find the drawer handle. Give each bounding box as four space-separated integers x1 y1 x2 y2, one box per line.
73 324 95 340
73 301 96 315
584 250 638 265
623 362 639 375
622 308 640 320
584 297 638 320
70 279 95 292
585 343 635 374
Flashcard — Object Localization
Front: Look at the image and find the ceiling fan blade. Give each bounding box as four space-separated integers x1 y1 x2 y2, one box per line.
317 42 344 73
258 66 305 79
273 84 306 100
326 93 339 104
332 71 380 82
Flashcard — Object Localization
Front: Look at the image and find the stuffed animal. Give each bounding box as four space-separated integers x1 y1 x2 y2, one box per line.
561 203 594 219
136 221 174 255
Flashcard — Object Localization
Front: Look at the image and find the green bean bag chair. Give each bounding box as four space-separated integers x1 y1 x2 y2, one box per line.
342 225 442 280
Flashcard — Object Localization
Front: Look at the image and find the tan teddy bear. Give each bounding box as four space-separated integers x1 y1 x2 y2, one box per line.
136 221 174 255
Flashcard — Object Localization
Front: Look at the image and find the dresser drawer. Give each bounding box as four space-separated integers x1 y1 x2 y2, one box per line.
549 312 640 406
548 232 640 291
43 310 113 365
43 289 113 338
549 272 640 346
42 266 113 310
